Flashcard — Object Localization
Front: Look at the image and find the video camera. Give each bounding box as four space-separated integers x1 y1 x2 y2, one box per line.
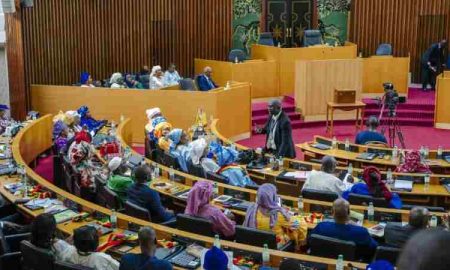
383 82 406 117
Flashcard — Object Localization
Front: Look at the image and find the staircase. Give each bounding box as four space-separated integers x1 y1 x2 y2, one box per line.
251 96 303 129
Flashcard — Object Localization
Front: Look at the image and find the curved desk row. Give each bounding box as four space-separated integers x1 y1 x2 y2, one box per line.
5 115 367 269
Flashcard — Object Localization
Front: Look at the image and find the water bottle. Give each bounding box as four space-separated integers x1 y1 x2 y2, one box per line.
368 202 375 222
336 254 344 270
169 166 175 183
278 42 281 48
120 114 125 123
347 163 353 176
387 168 393 185
214 234 221 248
424 146 429 159
437 146 443 159
110 209 117 229
332 137 337 149
392 145 398 160
234 56 239 64
430 215 438 227
278 157 284 170
424 174 430 189
298 196 304 214
344 138 350 151
110 121 116 136
420 146 425 160
262 244 270 266
213 182 219 196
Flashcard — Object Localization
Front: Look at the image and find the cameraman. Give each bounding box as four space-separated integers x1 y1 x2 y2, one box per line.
355 116 387 145
421 39 448 91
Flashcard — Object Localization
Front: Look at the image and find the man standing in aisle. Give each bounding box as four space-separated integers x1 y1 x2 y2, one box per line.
257 99 296 158
421 39 448 91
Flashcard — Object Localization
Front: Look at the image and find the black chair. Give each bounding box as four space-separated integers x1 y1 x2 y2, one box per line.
124 201 151 221
0 251 22 270
289 162 313 171
101 187 122 210
348 193 390 208
53 150 64 188
162 152 180 170
309 234 356 261
258 32 274 46
373 246 401 264
54 261 94 270
401 205 446 212
20 240 54 270
206 171 228 184
302 188 339 202
228 49 246 62
179 78 196 91
188 163 205 178
176 214 215 237
4 233 31 253
235 225 293 251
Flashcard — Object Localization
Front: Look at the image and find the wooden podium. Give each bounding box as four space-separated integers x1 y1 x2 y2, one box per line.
295 58 363 121
435 71 450 129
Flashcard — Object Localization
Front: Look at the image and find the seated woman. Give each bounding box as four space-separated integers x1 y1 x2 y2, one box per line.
185 181 235 237
110 72 126 89
145 107 167 143
150 65 164 89
53 120 69 153
209 142 256 188
155 122 173 152
167 128 190 172
106 157 133 204
189 138 220 173
77 106 107 134
64 110 82 138
80 72 95 88
396 150 432 173
124 74 144 89
343 166 403 209
60 225 119 270
68 130 96 189
243 184 307 249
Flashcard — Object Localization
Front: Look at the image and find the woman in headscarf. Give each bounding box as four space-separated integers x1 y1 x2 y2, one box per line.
77 106 107 134
209 142 256 188
53 120 70 153
155 122 173 152
68 130 96 189
144 108 167 142
0 105 10 135
189 138 220 174
80 72 94 88
150 65 164 89
167 129 190 172
110 72 125 89
185 181 235 237
243 184 307 248
64 110 82 139
343 166 402 209
395 150 432 173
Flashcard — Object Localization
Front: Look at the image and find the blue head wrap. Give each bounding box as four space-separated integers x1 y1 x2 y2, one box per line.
80 72 90 84
168 129 183 150
0 104 9 111
209 141 238 167
366 260 394 270
151 116 167 128
203 246 228 270
77 106 89 118
53 120 67 138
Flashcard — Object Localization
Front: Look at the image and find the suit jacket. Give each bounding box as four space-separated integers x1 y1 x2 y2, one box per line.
197 75 218 91
263 111 296 158
384 222 418 248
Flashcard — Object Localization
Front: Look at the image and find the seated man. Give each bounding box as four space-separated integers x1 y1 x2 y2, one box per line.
107 157 133 204
119 227 173 270
355 116 387 145
302 156 348 196
308 198 377 261
126 165 175 223
384 207 429 248
163 63 182 86
197 66 218 91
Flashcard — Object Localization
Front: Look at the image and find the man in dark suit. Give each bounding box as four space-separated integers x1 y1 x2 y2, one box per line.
421 39 448 91
384 207 429 248
197 66 218 91
257 99 296 158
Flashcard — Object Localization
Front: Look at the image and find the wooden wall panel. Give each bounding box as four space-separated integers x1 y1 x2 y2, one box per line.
20 0 232 86
349 0 450 83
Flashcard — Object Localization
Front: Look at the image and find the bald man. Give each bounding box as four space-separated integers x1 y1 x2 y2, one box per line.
197 66 218 91
257 99 296 158
384 207 429 248
302 156 348 195
308 199 377 260
120 227 173 270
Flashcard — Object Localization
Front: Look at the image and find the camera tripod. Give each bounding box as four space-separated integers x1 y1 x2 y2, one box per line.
378 101 406 149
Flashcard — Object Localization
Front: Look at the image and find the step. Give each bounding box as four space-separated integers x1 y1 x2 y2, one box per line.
252 104 296 117
363 109 434 119
363 101 435 111
252 112 302 125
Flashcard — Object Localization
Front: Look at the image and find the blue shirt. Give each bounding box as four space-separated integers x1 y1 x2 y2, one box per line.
120 253 173 270
126 183 174 223
342 183 403 209
355 130 387 145
309 221 377 259
220 167 256 188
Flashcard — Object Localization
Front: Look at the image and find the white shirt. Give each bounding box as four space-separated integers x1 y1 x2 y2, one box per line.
302 170 348 195
57 243 119 270
266 111 282 150
150 76 164 89
163 70 181 86
110 83 124 89
201 157 220 173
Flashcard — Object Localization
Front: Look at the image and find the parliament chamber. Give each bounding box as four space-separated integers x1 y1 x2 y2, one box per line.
1 0 450 270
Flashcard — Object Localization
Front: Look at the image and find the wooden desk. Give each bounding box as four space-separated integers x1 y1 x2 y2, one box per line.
194 59 279 98
326 102 366 136
435 73 450 129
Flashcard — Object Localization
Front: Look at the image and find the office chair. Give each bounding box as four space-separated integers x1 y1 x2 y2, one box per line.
348 193 390 208
205 171 228 184
124 201 151 221
188 163 205 178
4 233 31 253
101 187 122 210
309 234 356 260
0 251 22 270
258 32 275 46
20 240 54 270
375 44 393 56
228 49 246 62
235 225 293 251
54 261 94 270
303 30 322 47
179 78 196 91
302 188 339 202
373 246 401 264
176 214 215 237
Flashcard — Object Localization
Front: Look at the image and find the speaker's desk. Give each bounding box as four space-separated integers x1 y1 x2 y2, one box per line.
251 43 358 95
31 83 252 144
194 59 278 98
435 72 450 129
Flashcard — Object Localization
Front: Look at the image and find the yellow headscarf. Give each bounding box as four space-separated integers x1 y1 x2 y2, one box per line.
154 122 172 139
52 111 67 124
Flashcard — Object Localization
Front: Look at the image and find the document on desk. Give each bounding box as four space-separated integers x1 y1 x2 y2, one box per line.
284 171 311 179
393 180 413 192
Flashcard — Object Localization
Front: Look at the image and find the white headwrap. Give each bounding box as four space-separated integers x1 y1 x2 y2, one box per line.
189 138 208 165
150 65 162 77
146 107 161 120
108 157 123 172
110 72 123 84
